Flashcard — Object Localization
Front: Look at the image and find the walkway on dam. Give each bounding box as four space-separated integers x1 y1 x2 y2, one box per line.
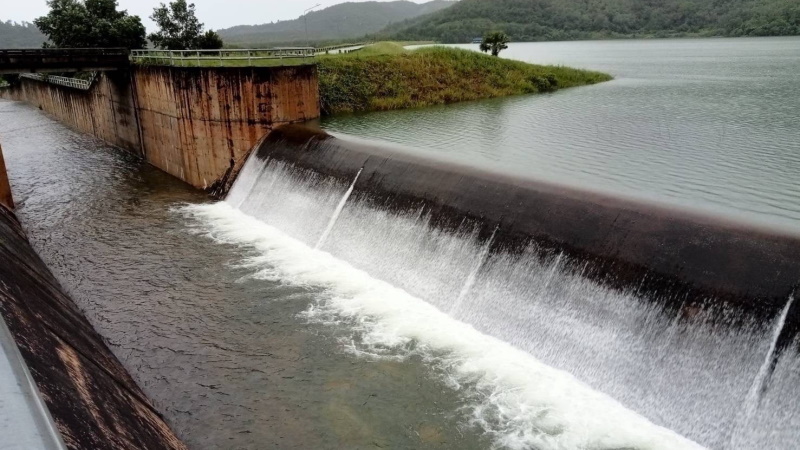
0 48 129 74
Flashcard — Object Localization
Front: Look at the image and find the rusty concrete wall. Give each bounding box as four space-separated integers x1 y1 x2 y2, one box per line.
0 206 186 450
0 72 141 153
1 65 320 191
132 65 319 190
0 144 12 209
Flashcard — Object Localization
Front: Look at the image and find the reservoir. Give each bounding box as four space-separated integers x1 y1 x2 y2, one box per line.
327 37 800 230
2 36 799 449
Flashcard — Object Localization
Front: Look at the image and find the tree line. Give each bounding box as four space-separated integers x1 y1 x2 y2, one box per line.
2 0 223 50
0 21 47 48
382 0 800 43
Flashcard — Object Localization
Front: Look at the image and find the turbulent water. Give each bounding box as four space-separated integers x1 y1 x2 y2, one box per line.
2 36 800 450
183 150 800 450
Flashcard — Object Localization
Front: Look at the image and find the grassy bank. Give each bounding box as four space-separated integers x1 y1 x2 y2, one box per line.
317 42 612 114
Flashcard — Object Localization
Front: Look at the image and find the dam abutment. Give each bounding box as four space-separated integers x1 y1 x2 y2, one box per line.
0 64 320 191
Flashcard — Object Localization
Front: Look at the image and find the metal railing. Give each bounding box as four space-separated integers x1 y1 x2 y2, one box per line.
130 48 315 67
19 73 95 90
129 43 371 67
314 43 368 54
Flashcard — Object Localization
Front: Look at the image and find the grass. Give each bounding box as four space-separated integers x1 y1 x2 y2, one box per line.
317 43 612 114
130 42 612 115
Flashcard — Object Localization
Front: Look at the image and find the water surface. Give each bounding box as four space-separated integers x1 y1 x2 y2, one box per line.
324 37 800 229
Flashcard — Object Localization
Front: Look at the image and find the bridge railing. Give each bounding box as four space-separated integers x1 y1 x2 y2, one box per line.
19 73 95 90
130 48 316 67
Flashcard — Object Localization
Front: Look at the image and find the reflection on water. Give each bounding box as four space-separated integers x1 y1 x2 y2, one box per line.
0 100 489 449
323 37 800 229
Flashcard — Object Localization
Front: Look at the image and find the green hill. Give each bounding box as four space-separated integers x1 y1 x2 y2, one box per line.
317 42 611 114
0 21 47 48
217 1 455 47
382 0 800 43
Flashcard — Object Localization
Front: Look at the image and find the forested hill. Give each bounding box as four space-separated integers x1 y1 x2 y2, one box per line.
0 21 46 48
383 0 800 43
218 0 455 47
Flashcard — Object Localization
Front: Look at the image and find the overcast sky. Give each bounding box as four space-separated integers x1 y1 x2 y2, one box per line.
4 0 429 31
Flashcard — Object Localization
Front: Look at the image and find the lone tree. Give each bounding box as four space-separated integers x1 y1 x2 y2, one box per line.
480 32 510 57
35 0 146 49
149 0 223 50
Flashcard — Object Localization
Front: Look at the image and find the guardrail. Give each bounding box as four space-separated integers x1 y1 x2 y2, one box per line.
130 48 315 67
19 73 95 90
314 43 369 54
129 43 371 67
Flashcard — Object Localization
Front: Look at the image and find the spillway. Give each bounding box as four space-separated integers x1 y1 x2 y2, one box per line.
186 125 800 449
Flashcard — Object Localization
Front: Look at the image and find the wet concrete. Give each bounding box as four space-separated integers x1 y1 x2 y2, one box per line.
0 205 185 449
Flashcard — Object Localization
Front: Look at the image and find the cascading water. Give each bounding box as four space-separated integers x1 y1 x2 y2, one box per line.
185 130 800 450
451 225 498 315
316 168 363 250
727 295 795 448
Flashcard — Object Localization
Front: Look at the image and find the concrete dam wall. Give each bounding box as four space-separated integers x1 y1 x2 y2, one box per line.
1 65 319 191
244 125 800 323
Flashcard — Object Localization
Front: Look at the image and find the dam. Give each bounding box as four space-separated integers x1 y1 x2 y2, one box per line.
2 37 800 450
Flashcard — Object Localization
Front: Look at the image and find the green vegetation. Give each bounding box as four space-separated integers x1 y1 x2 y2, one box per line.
381 0 800 43
149 0 223 50
34 0 146 49
480 32 510 56
317 43 611 114
0 21 47 47
217 1 455 48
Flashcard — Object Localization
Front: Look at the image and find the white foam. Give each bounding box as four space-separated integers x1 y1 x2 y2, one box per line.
182 202 706 450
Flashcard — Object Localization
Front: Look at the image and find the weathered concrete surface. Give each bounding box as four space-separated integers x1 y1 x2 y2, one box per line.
0 144 12 209
0 64 320 192
133 65 319 190
1 72 141 152
0 205 186 450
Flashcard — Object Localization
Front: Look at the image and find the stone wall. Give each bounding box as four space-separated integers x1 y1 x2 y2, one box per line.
0 64 320 191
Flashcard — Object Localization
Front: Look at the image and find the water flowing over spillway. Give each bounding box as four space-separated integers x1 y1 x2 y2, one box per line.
185 127 800 449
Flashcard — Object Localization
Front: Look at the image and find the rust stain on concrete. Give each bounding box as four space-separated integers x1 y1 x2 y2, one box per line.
1 64 320 193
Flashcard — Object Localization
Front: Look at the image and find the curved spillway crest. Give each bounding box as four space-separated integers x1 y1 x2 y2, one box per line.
251 125 800 312
188 124 800 449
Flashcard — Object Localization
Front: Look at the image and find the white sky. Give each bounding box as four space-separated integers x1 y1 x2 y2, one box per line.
3 0 429 31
